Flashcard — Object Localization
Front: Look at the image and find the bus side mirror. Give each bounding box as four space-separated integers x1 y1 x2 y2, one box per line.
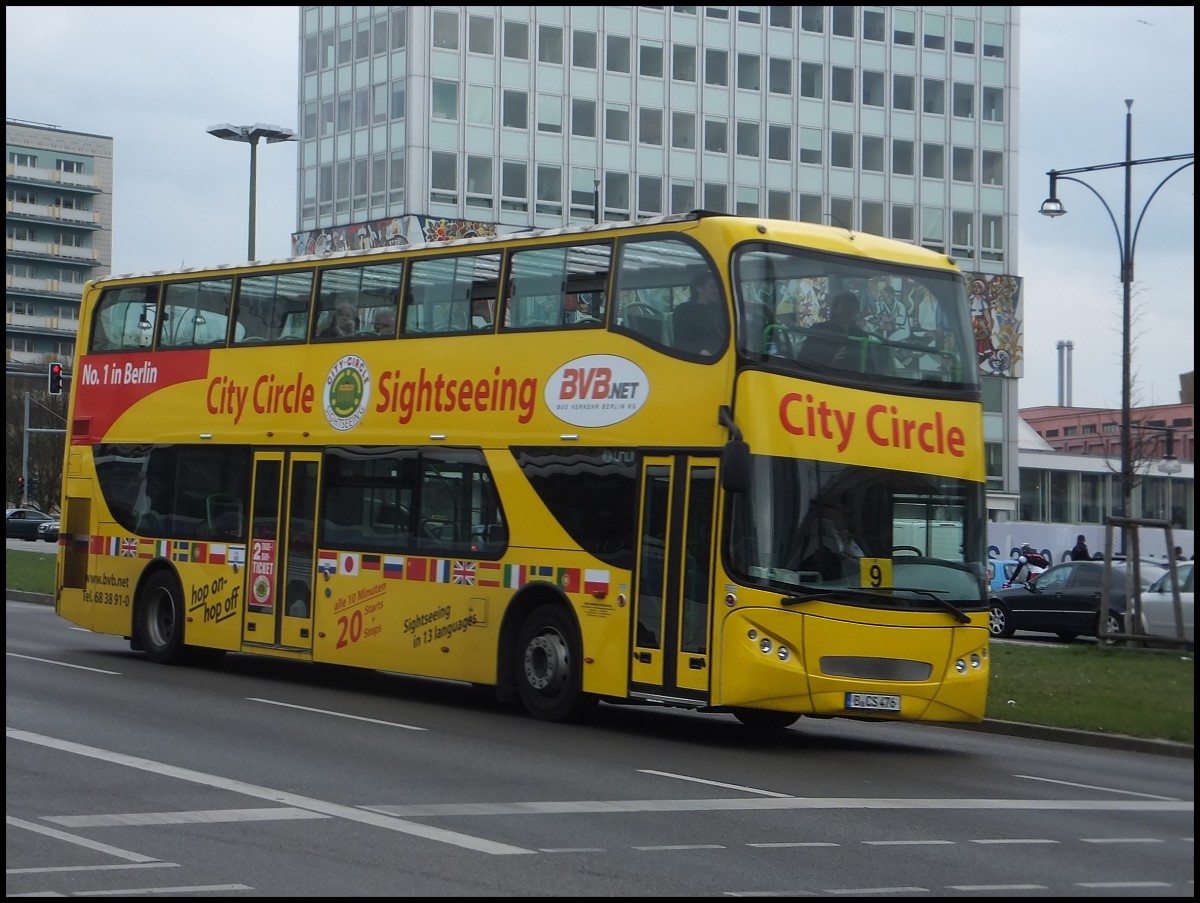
720 439 750 494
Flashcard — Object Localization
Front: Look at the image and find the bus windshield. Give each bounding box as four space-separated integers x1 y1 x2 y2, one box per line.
726 455 986 604
733 243 977 388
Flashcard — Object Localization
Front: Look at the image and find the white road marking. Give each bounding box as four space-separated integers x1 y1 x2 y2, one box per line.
6 817 160 863
368 797 1192 818
1081 837 1164 844
538 847 606 853
948 885 1047 892
46 808 328 828
638 769 792 798
70 884 252 895
5 653 119 674
6 863 179 877
6 728 532 856
969 838 1058 844
825 887 927 895
246 697 428 731
1014 773 1181 801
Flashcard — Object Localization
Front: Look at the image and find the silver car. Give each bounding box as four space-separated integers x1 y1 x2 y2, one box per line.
1140 561 1194 642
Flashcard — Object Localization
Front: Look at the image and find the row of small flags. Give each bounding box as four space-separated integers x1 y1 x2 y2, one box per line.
87 535 246 566
317 551 610 593
79 535 610 594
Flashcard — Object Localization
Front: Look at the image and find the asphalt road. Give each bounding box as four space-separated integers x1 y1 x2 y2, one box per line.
6 536 1190 760
7 602 1194 897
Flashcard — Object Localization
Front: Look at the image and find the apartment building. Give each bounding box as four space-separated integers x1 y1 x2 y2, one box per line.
5 120 113 379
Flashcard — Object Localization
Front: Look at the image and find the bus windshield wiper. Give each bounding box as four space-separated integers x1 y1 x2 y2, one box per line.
782 585 970 623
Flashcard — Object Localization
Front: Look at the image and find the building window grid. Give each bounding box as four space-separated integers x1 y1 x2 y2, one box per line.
300 10 1009 261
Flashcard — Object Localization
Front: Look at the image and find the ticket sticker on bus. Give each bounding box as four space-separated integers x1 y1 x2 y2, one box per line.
845 693 901 712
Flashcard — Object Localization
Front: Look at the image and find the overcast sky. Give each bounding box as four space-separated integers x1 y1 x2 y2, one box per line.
6 6 1194 409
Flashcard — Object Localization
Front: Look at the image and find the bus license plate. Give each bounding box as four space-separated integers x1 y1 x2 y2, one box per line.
845 692 901 712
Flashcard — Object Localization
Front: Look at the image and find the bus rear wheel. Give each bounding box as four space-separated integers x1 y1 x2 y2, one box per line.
515 604 593 722
732 708 800 730
137 570 186 665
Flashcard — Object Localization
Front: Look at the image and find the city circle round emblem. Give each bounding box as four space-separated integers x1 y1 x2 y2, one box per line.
324 354 370 431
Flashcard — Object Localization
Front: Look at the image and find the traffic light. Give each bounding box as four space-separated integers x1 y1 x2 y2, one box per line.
48 362 63 395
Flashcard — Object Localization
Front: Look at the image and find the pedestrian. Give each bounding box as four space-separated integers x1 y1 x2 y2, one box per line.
1069 534 1091 561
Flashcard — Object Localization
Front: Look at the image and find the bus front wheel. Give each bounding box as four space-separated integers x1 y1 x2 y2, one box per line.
137 570 186 665
515 604 593 722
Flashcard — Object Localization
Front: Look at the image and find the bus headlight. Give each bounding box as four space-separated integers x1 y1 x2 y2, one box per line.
954 652 985 674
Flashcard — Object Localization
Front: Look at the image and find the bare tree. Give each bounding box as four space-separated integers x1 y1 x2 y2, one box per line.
5 378 68 512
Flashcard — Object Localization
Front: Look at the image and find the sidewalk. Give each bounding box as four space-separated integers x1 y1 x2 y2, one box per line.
9 588 1192 759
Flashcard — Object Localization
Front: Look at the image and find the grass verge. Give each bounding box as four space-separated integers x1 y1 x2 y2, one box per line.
8 548 1193 744
7 547 57 593
986 641 1193 745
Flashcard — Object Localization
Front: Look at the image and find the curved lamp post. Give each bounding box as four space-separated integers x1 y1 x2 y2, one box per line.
207 123 296 260
1038 99 1193 554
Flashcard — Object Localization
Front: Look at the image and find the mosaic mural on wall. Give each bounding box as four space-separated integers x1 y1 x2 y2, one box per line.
963 272 1023 379
292 215 501 257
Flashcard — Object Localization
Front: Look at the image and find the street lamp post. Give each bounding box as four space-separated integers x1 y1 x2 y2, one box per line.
207 123 296 260
1038 99 1193 554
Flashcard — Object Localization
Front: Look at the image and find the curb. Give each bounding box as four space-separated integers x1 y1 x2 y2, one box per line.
957 717 1193 759
8 590 1192 758
9 590 53 606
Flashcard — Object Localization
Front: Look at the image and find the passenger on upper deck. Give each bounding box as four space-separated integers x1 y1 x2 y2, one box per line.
803 291 872 369
373 309 396 337
672 274 728 356
319 300 358 338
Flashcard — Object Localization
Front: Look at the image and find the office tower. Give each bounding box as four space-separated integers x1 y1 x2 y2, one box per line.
294 6 1021 518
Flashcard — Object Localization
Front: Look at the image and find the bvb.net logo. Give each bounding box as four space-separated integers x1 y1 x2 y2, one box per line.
324 354 370 432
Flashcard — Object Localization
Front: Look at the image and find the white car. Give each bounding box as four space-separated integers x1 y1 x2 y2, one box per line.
1139 561 1193 642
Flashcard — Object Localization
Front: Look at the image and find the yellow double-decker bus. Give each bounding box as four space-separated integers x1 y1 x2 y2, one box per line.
55 211 988 729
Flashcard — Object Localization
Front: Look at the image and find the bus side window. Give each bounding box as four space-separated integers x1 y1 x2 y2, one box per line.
471 293 496 330
561 285 606 327
507 276 562 328
621 294 671 345
206 493 243 539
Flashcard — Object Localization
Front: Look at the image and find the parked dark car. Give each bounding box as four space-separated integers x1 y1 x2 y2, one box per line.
5 507 56 541
37 519 60 543
988 559 1164 641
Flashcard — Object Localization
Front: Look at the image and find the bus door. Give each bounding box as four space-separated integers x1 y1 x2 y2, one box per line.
630 455 719 701
241 451 321 653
